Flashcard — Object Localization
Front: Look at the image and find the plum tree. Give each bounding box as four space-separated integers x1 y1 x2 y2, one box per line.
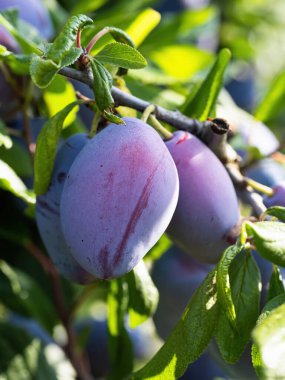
152 245 212 340
60 117 179 279
36 133 95 284
244 158 285 188
75 318 159 379
0 0 53 40
165 130 240 263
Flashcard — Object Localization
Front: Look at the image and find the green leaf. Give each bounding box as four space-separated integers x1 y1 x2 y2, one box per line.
96 42 147 69
0 140 33 178
182 48 231 120
30 55 60 88
90 59 114 112
125 8 161 47
34 101 82 195
266 265 285 303
0 122 12 149
263 206 285 223
0 261 57 331
107 27 135 48
131 269 219 379
246 222 285 267
145 234 172 262
0 160 35 204
215 253 260 363
45 14 92 64
252 302 285 379
103 111 125 125
252 292 285 378
217 245 243 327
108 278 133 380
126 261 159 328
254 70 285 123
43 75 79 128
0 45 31 75
71 0 107 16
0 321 75 379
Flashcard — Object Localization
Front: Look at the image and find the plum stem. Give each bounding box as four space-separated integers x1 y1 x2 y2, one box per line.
89 109 101 138
245 177 274 197
76 28 82 49
86 27 110 54
141 104 173 140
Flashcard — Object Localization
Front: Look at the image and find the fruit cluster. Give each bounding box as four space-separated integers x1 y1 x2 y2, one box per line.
36 116 242 282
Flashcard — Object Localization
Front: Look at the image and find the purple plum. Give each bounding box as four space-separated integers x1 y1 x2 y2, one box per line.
165 131 240 264
244 158 285 188
60 117 179 280
0 0 53 40
36 133 95 284
152 245 212 340
263 181 285 208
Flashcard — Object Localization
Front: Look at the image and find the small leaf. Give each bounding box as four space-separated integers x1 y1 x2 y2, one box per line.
263 206 285 222
217 245 242 327
215 253 261 363
252 302 285 379
131 269 219 379
182 48 231 120
108 27 135 47
30 55 59 88
108 278 133 380
34 101 82 195
246 221 285 267
126 261 159 328
254 70 285 123
266 265 285 303
125 8 161 47
103 111 125 125
90 58 114 112
45 14 92 64
96 42 147 69
0 160 35 204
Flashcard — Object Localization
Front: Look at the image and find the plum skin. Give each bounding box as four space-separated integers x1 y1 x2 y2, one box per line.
60 117 179 280
264 181 285 208
165 130 240 264
36 133 95 284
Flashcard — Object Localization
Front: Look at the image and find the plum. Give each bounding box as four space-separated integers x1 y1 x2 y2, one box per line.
263 181 285 208
36 133 95 284
0 0 53 40
244 158 285 188
75 318 160 379
60 117 179 279
152 245 212 340
165 130 240 264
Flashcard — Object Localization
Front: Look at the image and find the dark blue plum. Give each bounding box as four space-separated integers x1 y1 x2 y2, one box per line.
152 246 213 340
36 133 95 284
244 159 285 188
165 131 240 264
264 181 285 208
60 118 179 279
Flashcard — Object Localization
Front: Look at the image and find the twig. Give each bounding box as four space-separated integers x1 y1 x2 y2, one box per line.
24 240 92 380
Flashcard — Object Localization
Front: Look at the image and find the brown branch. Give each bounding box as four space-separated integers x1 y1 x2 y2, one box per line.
24 240 93 380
